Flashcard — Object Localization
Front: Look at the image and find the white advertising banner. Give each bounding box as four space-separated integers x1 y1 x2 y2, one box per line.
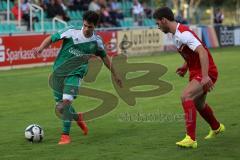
234 28 240 46
117 28 164 56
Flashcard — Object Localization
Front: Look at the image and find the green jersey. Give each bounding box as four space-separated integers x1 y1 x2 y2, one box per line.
51 26 106 77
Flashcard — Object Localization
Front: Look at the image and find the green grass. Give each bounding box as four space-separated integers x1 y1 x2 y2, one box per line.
0 46 240 160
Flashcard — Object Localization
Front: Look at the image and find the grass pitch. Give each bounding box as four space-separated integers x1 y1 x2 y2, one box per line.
0 46 239 160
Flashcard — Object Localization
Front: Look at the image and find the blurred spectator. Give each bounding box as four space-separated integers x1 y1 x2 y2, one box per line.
175 10 188 24
32 0 41 4
98 0 107 6
99 5 117 27
42 0 50 5
68 0 79 11
214 8 224 24
12 1 23 21
57 0 67 11
88 0 100 13
68 0 90 11
46 0 70 21
68 0 83 11
41 0 49 5
108 0 123 20
21 0 39 30
46 0 56 18
40 0 49 9
142 2 152 19
132 0 144 26
21 0 30 22
81 0 91 11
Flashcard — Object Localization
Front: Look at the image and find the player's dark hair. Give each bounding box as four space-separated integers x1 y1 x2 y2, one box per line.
83 11 99 26
153 7 175 21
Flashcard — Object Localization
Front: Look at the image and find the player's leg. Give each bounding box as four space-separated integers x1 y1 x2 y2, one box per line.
56 100 72 135
195 94 225 139
52 90 71 144
176 79 204 148
195 94 220 130
63 75 88 135
181 79 204 139
56 96 74 145
56 93 86 144
60 97 88 136
51 74 72 144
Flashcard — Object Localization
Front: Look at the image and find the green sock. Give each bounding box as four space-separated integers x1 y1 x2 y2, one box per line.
62 120 71 135
69 105 79 121
62 105 80 134
62 105 72 135
62 105 78 120
61 104 79 135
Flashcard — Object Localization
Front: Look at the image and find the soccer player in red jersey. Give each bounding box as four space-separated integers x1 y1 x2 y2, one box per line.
153 7 225 148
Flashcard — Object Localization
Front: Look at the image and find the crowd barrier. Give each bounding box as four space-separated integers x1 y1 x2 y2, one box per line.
0 25 239 70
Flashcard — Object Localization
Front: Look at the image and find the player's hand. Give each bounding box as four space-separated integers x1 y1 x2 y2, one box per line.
113 74 123 88
176 66 188 77
201 76 214 92
32 47 42 56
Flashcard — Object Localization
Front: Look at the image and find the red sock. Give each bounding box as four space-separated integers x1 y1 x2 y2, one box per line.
182 100 197 140
198 104 220 130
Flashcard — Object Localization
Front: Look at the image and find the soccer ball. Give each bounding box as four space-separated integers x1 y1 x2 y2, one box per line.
24 124 44 142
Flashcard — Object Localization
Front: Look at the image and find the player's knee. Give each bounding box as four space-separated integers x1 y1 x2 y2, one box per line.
181 92 194 102
55 101 64 114
195 102 205 111
55 94 73 114
55 99 72 113
62 99 72 106
62 94 74 105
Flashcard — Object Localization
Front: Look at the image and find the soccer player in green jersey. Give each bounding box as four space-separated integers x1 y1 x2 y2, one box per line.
33 11 122 145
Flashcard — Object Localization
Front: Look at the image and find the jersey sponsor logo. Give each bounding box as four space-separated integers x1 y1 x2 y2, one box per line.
89 44 95 50
68 47 85 56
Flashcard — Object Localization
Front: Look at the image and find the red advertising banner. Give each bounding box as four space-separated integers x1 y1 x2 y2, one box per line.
0 34 61 67
96 31 118 57
0 31 117 69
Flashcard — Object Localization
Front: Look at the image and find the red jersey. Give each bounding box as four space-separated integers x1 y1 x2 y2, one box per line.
173 24 218 81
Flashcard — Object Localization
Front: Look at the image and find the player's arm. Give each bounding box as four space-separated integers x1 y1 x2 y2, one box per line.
182 31 213 91
101 55 123 88
176 61 188 77
33 26 73 55
195 45 213 91
33 36 52 55
182 61 188 68
95 35 123 87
